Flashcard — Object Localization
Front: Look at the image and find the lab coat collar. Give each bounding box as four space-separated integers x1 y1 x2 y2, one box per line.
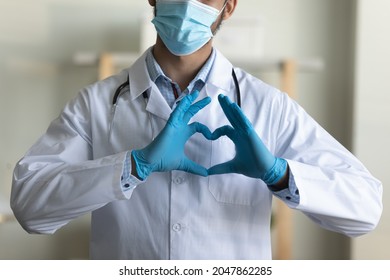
128 47 234 97
146 84 172 121
127 49 172 120
206 48 234 94
128 50 152 101
128 50 172 120
126 48 235 121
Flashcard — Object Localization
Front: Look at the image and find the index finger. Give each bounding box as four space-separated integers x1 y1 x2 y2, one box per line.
168 90 200 124
183 96 211 123
218 94 252 132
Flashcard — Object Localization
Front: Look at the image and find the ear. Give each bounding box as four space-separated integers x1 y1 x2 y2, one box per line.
148 0 156 7
223 0 237 20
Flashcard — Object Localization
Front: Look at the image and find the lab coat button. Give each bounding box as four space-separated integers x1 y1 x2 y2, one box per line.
173 177 184 184
172 223 182 232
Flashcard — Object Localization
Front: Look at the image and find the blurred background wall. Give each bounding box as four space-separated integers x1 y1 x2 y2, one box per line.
0 0 388 259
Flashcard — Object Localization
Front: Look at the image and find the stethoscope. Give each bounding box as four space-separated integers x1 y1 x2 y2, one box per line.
112 68 241 108
109 68 241 145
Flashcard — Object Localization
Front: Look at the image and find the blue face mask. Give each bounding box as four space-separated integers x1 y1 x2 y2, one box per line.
152 0 225 56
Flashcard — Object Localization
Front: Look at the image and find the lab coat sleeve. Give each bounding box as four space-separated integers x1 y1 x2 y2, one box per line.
275 92 383 237
10 90 133 234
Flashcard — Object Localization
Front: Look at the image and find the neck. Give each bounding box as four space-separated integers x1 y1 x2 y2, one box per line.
152 37 213 91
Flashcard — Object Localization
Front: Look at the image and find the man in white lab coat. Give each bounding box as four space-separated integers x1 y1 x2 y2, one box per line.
11 0 383 259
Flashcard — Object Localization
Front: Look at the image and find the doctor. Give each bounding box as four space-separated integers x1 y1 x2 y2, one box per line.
11 0 382 259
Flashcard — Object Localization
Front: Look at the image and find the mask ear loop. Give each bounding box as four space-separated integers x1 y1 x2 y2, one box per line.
212 1 228 36
218 0 228 17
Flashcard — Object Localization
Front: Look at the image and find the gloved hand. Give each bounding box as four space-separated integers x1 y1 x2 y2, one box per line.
132 90 212 180
208 94 287 185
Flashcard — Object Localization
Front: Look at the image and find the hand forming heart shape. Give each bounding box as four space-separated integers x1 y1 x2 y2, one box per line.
132 91 287 185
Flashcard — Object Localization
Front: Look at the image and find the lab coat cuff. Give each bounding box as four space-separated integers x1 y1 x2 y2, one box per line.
284 159 327 210
120 151 143 199
270 160 300 208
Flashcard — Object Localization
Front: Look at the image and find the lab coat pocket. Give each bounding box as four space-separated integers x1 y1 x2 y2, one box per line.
209 137 265 206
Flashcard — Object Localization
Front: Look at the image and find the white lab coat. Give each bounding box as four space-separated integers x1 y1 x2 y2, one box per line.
11 49 383 259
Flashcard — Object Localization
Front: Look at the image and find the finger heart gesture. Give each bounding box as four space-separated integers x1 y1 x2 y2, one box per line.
132 91 287 185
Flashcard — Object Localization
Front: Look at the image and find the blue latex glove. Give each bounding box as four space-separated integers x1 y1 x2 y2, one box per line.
209 94 287 185
132 90 212 180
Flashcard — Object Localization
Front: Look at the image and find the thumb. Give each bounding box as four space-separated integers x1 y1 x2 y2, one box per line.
179 158 208 177
208 160 236 175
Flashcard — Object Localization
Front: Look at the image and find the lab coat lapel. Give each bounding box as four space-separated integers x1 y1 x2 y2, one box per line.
127 48 234 122
128 49 172 121
206 49 234 98
145 85 172 121
199 50 236 131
